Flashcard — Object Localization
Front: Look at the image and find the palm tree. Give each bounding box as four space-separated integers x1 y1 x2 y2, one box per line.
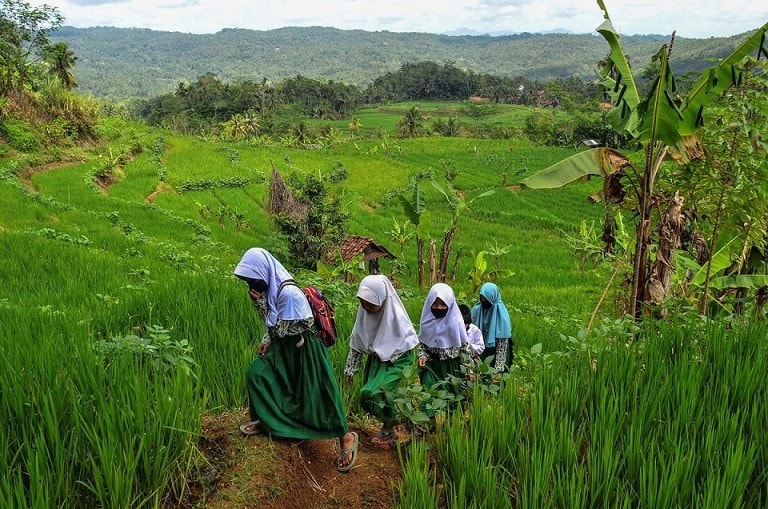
43 41 77 90
222 114 246 140
396 106 426 138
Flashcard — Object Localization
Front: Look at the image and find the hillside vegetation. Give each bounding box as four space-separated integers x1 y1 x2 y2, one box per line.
3 2 768 507
50 25 756 101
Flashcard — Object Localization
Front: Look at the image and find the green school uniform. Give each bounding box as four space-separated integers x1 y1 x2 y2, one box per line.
358 349 415 423
247 330 348 439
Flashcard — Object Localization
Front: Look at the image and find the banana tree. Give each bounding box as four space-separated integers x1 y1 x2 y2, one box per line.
521 1 768 319
431 181 495 283
400 184 426 286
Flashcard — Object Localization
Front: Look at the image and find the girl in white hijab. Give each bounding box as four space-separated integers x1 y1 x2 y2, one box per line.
345 274 418 449
417 283 469 393
234 248 359 472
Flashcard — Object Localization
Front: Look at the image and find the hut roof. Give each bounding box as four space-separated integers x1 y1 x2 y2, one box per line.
326 235 396 263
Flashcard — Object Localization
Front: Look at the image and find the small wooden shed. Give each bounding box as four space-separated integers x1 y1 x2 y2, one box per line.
326 235 396 274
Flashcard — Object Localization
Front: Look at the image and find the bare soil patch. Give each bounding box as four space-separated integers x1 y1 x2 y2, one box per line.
181 409 403 509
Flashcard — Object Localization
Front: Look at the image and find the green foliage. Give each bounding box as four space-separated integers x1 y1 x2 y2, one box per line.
370 359 508 429
94 324 199 380
467 250 515 292
668 58 768 312
325 161 348 183
0 118 39 151
275 172 350 268
523 6 767 318
46 22 751 104
139 72 364 135
10 74 768 506
0 0 63 95
176 176 251 192
523 108 633 148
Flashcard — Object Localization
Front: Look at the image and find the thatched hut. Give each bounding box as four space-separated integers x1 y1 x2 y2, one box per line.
325 235 396 274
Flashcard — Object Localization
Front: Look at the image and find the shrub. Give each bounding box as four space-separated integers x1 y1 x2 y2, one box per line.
0 119 40 152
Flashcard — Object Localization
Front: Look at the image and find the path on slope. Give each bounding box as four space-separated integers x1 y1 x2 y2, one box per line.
190 409 405 509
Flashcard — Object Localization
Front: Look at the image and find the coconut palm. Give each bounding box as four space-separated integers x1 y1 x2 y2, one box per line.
396 106 427 138
43 41 77 89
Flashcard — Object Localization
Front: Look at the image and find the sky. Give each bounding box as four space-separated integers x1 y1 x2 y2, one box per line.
26 0 768 39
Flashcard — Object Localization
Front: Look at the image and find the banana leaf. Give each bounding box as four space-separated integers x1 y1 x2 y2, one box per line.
710 274 768 291
399 184 425 226
635 45 683 147
595 1 641 136
680 23 768 136
519 148 627 189
689 236 741 287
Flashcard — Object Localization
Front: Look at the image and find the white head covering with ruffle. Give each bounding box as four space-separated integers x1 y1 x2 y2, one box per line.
418 283 468 349
350 275 418 362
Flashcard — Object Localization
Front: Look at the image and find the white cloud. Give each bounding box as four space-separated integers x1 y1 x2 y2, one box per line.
28 0 768 38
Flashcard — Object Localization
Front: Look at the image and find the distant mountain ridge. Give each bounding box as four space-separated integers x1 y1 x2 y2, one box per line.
50 25 756 102
441 28 577 36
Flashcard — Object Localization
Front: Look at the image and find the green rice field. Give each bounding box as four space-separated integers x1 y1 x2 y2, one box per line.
1 108 766 507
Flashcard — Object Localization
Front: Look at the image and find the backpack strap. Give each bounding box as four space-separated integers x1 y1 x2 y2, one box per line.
277 279 297 296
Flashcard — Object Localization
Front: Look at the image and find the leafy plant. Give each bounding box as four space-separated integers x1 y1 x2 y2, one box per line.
93 325 198 380
521 3 768 319
468 250 514 292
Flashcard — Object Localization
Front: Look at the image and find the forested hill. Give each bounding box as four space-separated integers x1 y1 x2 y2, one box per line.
52 25 753 102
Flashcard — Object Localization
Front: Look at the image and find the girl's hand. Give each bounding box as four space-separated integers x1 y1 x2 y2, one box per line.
345 375 354 386
257 342 269 355
418 356 427 368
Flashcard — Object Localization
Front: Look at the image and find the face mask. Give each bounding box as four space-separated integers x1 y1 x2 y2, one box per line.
248 279 268 293
480 300 492 310
431 308 448 319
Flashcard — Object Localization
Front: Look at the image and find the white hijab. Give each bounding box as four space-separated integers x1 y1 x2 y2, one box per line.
349 275 418 362
233 247 311 327
419 283 468 349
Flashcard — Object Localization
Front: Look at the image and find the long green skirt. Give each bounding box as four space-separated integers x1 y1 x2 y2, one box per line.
419 356 462 393
359 350 415 425
246 331 348 439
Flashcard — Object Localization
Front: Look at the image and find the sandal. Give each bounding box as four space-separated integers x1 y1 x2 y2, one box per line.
337 431 359 473
371 429 397 450
239 420 262 436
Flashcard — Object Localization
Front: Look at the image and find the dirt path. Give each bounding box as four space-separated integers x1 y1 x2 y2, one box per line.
190 409 404 509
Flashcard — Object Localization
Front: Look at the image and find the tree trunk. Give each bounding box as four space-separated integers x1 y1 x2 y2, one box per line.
450 246 463 282
428 239 437 286
756 286 768 319
416 237 424 288
438 226 456 282
631 201 652 320
647 191 685 314
631 145 666 320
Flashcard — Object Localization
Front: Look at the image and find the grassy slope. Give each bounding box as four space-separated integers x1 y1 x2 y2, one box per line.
4 103 767 507
4 113 608 347
0 105 609 505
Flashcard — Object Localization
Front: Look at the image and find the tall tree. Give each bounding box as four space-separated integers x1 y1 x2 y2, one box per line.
42 41 77 89
396 106 427 138
0 0 63 95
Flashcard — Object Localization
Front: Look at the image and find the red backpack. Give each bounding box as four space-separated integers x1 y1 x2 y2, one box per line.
279 280 338 347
